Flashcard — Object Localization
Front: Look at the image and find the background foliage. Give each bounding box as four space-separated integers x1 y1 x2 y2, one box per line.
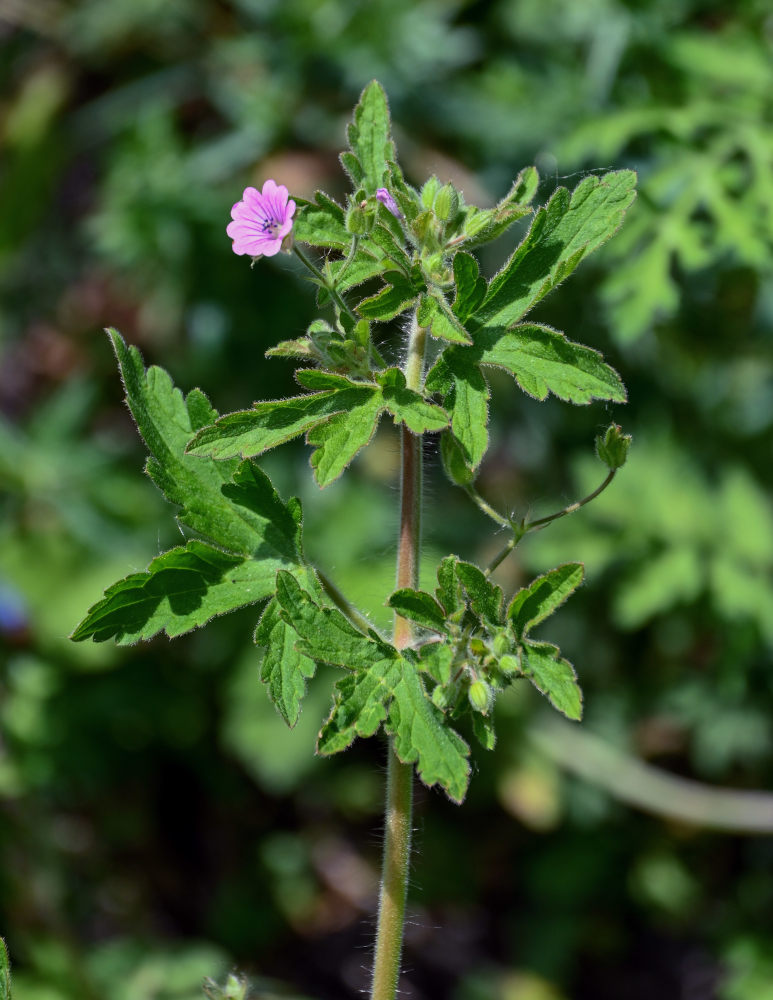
1 1 772 998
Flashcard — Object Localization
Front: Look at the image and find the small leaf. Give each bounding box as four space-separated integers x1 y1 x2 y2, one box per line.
419 641 454 684
441 352 490 470
522 641 583 720
318 658 402 755
378 368 449 433
435 555 463 615
293 192 349 248
72 540 277 644
455 561 504 625
274 571 393 669
388 660 471 803
416 293 473 345
346 81 394 195
255 594 316 728
452 252 487 323
477 323 626 404
357 270 418 321
388 588 448 633
472 712 497 750
307 393 384 486
508 563 585 639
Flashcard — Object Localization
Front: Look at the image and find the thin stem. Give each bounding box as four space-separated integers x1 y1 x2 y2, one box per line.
464 484 511 528
292 244 358 322
316 568 375 637
370 311 426 1000
482 468 619 577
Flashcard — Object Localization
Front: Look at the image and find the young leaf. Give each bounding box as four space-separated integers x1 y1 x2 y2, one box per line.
346 80 394 196
318 658 402 755
452 252 487 324
109 329 279 556
435 555 463 615
522 641 583 720
419 641 454 684
472 712 497 751
508 563 585 639
471 170 637 331
255 594 316 728
477 323 626 404
307 393 384 486
357 270 419 321
416 293 473 345
293 192 349 249
427 352 490 470
377 368 449 434
387 588 448 633
455 561 504 625
274 571 394 669
72 540 279 644
388 660 471 803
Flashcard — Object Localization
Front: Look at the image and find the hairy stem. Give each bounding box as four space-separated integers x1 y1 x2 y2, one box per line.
370 312 426 1000
292 244 358 321
316 568 375 637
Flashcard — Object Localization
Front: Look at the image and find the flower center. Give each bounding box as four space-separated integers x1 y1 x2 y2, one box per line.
260 214 281 237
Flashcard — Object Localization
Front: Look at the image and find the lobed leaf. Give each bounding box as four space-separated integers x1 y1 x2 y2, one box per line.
357 270 419 321
508 563 585 639
255 594 316 728
416 292 473 345
72 540 279 644
377 368 449 434
318 658 402 755
477 323 626 404
307 394 384 487
293 192 349 249
471 170 637 331
455 561 504 626
387 588 449 633
388 661 471 803
522 641 583 720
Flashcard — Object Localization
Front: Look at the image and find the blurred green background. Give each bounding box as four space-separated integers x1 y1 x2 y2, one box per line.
1 0 773 998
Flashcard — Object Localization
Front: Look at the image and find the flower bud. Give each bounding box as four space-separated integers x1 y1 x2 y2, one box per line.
595 423 632 469
492 632 510 657
468 680 493 714
346 202 370 235
498 654 520 675
433 183 459 222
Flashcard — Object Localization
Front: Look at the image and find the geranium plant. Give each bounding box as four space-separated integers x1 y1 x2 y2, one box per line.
71 83 635 1000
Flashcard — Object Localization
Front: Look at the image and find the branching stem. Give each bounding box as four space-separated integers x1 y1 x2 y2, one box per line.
370 311 426 1000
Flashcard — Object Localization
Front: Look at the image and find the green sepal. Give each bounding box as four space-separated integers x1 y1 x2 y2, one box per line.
387 588 449 633
508 563 585 639
595 422 632 469
522 641 583 720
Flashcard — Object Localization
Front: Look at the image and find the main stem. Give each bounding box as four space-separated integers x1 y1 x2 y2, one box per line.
370 313 427 1000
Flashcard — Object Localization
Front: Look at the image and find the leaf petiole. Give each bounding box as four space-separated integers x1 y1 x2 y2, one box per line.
293 244 359 322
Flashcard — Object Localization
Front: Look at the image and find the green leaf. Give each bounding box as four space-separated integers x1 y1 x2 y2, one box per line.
187 381 378 460
318 658 402 754
472 712 497 751
416 292 473 345
72 540 278 644
455 561 504 625
109 329 277 556
274 571 394 669
357 270 418 321
255 594 316 728
1 938 11 1000
307 393 384 486
388 588 448 633
388 660 471 803
429 352 490 470
377 368 449 433
346 80 394 196
293 192 349 249
366 222 410 271
419 641 454 684
471 171 637 331
508 563 585 639
435 555 463 615
522 641 583 720
452 252 487 323
477 323 626 404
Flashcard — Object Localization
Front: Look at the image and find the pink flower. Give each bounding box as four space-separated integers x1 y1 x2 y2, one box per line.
376 187 402 219
227 180 296 257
